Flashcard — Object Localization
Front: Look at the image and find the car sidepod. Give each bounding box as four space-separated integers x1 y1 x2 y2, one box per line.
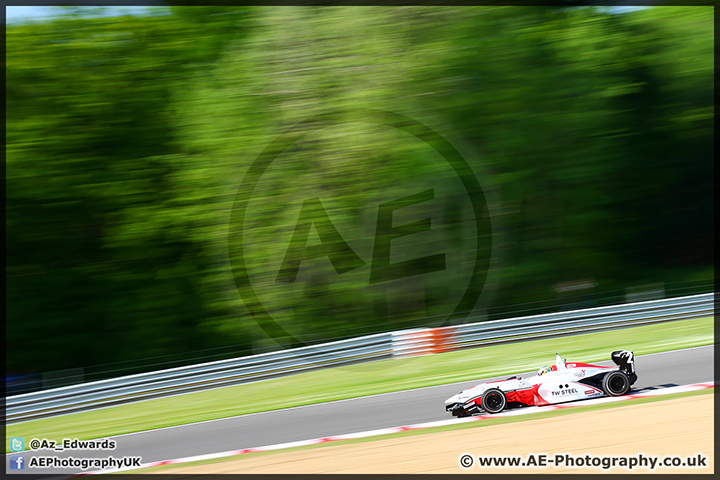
536 380 604 404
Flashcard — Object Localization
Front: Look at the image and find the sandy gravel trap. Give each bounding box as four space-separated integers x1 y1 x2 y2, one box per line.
157 393 713 474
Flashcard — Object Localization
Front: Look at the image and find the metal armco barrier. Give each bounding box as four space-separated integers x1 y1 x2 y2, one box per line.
5 293 713 423
391 292 714 357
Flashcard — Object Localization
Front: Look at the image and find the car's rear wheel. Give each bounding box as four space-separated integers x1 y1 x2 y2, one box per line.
602 370 631 396
481 388 507 414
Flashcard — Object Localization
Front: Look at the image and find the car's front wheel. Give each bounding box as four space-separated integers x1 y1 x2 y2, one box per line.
602 370 631 396
481 388 507 414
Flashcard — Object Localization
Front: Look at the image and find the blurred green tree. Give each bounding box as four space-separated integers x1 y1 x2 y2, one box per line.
6 6 713 377
6 8 253 374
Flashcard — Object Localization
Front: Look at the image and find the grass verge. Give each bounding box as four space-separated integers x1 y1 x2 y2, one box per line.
136 387 714 473
6 316 713 450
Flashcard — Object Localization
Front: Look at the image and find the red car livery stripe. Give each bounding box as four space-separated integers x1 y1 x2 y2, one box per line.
532 385 551 406
505 386 537 405
564 362 611 369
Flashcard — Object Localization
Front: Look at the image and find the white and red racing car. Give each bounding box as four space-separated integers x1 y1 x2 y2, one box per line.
445 350 636 417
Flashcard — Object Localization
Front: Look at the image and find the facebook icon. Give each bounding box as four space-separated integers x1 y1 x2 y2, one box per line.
9 454 25 470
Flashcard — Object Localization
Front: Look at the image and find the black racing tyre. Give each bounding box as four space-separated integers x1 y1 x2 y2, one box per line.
480 388 507 414
602 370 631 396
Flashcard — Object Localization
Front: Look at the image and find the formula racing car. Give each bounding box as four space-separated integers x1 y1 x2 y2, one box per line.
445 350 636 417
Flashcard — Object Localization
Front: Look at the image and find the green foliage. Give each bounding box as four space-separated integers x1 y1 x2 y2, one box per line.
6 8 254 373
6 7 713 376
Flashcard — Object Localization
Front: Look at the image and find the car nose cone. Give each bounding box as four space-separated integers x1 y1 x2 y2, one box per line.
445 394 460 404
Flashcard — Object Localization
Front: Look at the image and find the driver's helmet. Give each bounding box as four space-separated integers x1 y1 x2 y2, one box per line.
538 365 553 376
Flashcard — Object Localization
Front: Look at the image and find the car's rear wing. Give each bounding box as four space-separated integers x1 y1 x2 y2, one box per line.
611 350 637 384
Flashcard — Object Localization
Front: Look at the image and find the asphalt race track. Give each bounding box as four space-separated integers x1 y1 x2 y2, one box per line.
9 345 714 475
